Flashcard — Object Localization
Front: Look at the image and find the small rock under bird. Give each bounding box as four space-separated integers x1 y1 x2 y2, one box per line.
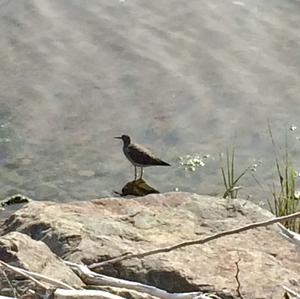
115 135 170 180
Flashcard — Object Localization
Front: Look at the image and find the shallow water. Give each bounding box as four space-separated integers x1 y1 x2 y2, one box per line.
1 0 300 205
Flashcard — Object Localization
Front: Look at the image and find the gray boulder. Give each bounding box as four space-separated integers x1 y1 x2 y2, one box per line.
0 192 299 299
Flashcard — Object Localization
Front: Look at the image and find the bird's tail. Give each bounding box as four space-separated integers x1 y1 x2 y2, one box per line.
158 160 171 166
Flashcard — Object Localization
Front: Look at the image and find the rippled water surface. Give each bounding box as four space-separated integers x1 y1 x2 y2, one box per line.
1 0 300 204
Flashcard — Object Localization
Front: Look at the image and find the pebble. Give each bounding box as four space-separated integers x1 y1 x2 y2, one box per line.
21 158 32 165
78 170 95 177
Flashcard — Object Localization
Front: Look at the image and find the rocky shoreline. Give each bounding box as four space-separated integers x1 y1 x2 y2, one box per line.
0 192 299 299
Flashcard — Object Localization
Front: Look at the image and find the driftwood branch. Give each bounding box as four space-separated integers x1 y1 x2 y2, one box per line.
65 261 218 299
89 211 300 269
0 261 49 290
0 267 18 298
283 286 300 298
278 223 300 247
0 261 130 299
54 288 221 299
53 289 126 299
0 261 74 290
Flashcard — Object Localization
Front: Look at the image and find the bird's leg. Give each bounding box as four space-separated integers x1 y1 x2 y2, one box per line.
140 167 144 179
134 166 137 181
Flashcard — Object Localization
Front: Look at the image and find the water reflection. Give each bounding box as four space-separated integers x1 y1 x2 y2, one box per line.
1 1 300 204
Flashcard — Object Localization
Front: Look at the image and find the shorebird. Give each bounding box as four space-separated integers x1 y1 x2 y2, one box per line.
115 135 170 180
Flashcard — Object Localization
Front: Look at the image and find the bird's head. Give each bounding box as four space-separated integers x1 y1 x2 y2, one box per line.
114 134 131 146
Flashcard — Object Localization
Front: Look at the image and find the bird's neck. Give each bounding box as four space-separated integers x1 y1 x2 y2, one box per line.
123 141 130 148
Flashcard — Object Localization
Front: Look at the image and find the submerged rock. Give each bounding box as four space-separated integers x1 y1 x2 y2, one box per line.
0 192 299 299
0 194 31 207
119 178 160 196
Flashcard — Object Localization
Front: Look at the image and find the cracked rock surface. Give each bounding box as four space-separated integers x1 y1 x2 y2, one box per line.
0 231 83 297
0 192 299 299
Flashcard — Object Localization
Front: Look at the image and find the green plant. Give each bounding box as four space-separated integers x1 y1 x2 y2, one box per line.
220 148 252 199
267 123 300 233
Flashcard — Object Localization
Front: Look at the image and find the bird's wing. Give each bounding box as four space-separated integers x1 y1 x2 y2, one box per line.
128 144 165 165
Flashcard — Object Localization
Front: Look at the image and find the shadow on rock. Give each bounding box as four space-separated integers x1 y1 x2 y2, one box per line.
116 178 159 196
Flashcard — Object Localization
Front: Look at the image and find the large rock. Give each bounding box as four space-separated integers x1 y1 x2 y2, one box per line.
0 192 299 299
0 231 83 297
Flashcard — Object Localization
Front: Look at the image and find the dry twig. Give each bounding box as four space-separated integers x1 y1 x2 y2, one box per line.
89 211 300 269
65 261 215 299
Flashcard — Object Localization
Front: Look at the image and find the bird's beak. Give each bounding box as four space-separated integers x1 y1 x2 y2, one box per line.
114 136 122 139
